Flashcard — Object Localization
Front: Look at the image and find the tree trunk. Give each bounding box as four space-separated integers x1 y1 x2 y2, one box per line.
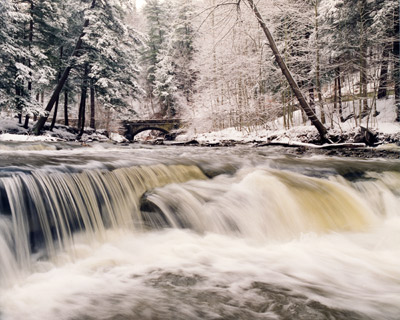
23 113 30 129
314 0 325 124
33 0 96 135
78 64 89 137
34 92 39 121
359 0 368 114
90 79 96 129
23 115 30 129
16 86 22 124
337 68 344 122
334 76 337 124
309 86 315 113
246 0 328 140
50 46 64 131
64 83 69 126
360 56 368 113
50 99 59 131
23 0 34 130
394 4 400 121
377 45 390 99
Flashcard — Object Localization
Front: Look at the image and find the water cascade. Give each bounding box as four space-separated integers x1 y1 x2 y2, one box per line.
142 168 377 240
0 163 205 283
0 145 399 320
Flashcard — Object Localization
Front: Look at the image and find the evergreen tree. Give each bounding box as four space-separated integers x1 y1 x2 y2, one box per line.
83 0 143 118
170 0 197 105
142 0 173 117
0 0 37 117
33 0 143 134
320 0 376 117
0 0 23 109
151 0 197 117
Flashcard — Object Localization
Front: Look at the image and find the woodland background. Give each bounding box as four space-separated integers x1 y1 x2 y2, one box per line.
0 0 398 136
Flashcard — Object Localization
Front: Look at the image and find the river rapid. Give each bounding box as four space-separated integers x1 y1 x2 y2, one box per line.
0 142 399 320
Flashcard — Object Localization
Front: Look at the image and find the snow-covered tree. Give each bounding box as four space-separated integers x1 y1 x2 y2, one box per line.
33 0 144 134
141 0 197 118
0 0 38 119
142 0 174 116
82 0 143 129
0 0 23 110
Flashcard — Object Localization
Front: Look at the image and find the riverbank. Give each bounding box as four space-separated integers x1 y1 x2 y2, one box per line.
0 117 399 159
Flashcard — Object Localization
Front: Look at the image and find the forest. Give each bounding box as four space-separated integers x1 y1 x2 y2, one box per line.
1 2 400 318
0 0 399 141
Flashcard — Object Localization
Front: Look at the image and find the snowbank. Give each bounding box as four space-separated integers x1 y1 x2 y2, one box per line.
178 97 400 145
0 96 398 145
0 133 59 142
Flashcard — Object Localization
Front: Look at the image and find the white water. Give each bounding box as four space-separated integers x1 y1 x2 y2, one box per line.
0 144 399 319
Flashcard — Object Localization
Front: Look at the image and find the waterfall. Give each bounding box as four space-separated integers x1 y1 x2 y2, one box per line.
141 168 380 240
0 164 206 284
0 146 399 320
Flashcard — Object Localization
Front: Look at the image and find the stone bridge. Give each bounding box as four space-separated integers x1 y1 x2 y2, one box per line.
121 119 182 141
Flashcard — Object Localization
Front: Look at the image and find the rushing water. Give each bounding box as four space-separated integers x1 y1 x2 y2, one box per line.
0 142 399 320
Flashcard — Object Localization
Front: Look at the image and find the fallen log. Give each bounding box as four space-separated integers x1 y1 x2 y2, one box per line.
257 141 367 149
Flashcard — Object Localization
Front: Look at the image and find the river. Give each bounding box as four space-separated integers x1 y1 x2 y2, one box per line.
0 142 399 320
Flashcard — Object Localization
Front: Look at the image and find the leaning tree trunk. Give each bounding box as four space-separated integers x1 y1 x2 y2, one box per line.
50 46 64 131
33 0 96 135
50 97 59 131
246 0 328 140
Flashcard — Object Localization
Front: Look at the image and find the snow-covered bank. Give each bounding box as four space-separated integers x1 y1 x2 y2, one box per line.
0 97 398 147
178 97 400 146
0 119 127 144
0 119 398 148
176 124 400 145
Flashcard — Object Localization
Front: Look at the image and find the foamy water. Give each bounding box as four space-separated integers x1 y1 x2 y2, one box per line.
0 144 399 319
2 223 400 319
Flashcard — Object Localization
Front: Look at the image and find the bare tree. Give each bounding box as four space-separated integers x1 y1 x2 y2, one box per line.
245 0 328 140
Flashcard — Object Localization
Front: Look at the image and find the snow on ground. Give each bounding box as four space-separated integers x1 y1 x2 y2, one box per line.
0 119 129 144
0 133 59 142
110 132 129 143
178 96 400 144
0 97 398 145
176 125 320 144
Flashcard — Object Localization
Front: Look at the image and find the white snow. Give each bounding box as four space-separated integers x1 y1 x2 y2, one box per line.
177 96 400 145
110 132 128 143
0 97 398 145
0 133 59 142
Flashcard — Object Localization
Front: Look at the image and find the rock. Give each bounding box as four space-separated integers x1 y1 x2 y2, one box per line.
184 140 199 146
354 127 378 146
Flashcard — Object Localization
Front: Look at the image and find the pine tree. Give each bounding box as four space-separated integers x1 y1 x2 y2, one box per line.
170 0 197 105
0 0 22 110
0 0 37 118
150 0 197 117
142 0 173 117
33 0 143 134
83 0 143 124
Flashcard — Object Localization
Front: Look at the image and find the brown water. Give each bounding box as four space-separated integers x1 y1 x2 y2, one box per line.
0 143 399 319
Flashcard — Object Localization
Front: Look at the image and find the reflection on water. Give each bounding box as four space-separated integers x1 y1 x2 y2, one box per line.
0 143 399 320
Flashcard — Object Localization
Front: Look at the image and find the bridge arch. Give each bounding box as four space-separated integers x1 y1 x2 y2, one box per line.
131 127 169 139
122 119 181 141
